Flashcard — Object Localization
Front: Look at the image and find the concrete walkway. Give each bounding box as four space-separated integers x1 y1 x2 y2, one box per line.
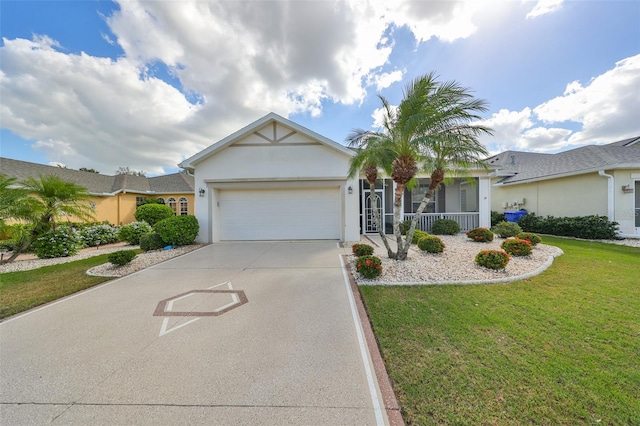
0 242 389 425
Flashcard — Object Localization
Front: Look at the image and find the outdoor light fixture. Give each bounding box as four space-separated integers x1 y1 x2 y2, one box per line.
348 186 353 194
199 187 205 197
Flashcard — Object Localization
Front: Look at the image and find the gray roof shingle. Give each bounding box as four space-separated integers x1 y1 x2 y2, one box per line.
486 136 640 185
0 157 194 195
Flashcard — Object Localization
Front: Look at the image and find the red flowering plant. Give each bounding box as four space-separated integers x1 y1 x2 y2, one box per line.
475 250 510 270
466 227 494 242
352 243 374 256
355 255 383 279
501 238 533 256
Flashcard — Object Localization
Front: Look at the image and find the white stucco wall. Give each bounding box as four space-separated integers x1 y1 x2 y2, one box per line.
192 138 358 243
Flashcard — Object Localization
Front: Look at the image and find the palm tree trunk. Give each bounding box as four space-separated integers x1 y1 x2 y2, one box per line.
400 173 444 257
392 182 406 260
368 181 395 258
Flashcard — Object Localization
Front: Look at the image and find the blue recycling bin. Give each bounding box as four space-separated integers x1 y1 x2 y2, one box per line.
504 210 527 222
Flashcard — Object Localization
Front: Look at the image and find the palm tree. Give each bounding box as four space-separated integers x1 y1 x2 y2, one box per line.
349 72 492 260
20 174 95 235
347 131 395 257
0 175 29 222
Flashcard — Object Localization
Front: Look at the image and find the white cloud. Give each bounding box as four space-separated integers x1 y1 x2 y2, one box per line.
371 70 405 91
525 0 563 19
534 54 640 145
0 36 206 174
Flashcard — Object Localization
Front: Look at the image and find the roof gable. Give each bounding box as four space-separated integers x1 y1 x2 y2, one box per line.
179 112 353 169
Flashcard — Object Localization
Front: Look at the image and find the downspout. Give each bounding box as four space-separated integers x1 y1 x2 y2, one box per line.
598 170 614 222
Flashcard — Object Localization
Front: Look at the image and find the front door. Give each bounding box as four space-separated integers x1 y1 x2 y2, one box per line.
363 190 383 233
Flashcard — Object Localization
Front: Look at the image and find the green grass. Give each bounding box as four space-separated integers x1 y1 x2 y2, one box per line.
361 237 640 425
0 254 118 319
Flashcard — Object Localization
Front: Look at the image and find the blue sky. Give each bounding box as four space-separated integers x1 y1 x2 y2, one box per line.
1 0 638 176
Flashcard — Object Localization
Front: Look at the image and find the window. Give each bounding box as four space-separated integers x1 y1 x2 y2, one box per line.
179 197 188 216
168 198 177 215
157 197 165 204
136 196 146 207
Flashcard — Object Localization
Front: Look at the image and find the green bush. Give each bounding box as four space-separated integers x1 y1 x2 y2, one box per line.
399 219 412 235
0 224 33 252
518 213 619 239
417 235 445 253
32 227 84 259
79 223 118 247
431 219 461 235
411 229 430 244
352 243 374 256
475 250 510 270
516 232 542 246
466 227 494 242
108 249 137 266
492 221 523 238
154 215 199 246
139 232 166 252
491 211 506 227
134 203 175 226
117 221 153 245
355 255 383 279
501 238 533 256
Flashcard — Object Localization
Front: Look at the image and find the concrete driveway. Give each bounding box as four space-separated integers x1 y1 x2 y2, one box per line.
0 242 388 425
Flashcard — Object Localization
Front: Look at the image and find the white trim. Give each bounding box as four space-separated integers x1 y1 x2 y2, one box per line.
180 112 354 168
599 170 615 222
494 165 640 186
339 255 385 426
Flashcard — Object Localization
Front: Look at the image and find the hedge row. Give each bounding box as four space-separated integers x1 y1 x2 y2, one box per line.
518 213 619 240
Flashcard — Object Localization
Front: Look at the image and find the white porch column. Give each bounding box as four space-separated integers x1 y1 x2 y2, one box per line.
479 176 491 228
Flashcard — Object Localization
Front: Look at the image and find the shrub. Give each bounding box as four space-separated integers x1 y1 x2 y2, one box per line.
134 203 175 226
417 235 445 253
492 221 523 238
154 215 199 246
352 243 374 256
466 227 494 242
355 255 383 279
411 229 430 244
431 219 461 235
516 232 542 246
79 223 118 247
117 221 153 245
491 210 506 227
399 219 412 235
140 232 166 252
475 250 510 270
32 227 84 259
501 238 533 256
518 213 619 239
108 249 137 266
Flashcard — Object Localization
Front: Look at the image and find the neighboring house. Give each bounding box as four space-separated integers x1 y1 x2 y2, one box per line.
487 136 640 237
0 158 195 225
179 112 492 243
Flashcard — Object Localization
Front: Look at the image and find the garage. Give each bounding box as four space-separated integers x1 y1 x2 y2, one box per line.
219 187 341 240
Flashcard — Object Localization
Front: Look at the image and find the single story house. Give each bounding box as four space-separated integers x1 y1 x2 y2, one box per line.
0 157 195 225
487 136 640 237
179 112 492 243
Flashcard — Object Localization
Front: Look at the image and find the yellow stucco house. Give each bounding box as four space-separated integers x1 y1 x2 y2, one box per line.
0 158 195 225
487 136 640 237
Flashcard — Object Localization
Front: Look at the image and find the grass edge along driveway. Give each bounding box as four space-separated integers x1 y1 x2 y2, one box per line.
360 236 640 425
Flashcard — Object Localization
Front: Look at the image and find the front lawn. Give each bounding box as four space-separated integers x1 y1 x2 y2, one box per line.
0 254 117 319
361 237 640 424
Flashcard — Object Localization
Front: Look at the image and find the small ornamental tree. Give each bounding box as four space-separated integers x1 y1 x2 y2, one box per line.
134 203 175 226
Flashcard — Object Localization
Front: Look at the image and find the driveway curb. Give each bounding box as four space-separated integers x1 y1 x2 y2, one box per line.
342 254 404 426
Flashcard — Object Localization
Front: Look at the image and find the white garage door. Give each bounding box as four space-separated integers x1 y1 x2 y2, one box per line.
219 187 341 240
